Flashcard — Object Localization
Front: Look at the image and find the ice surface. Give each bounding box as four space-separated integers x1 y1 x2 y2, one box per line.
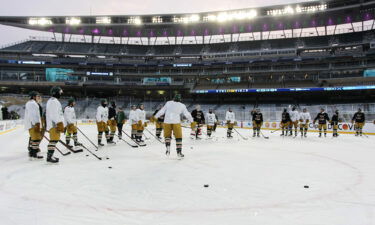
0 125 374 225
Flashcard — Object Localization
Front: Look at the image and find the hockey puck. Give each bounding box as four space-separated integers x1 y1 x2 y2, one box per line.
204 184 209 188
304 185 309 188
86 155 89 157
190 147 193 149
106 157 110 160
108 166 112 169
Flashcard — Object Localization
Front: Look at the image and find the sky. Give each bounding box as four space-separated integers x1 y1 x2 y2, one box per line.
0 0 309 45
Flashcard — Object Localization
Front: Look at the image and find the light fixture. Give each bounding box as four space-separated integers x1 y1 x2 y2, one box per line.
96 17 111 24
66 17 81 25
28 18 53 26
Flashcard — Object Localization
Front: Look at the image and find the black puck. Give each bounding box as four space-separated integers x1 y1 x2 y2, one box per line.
106 157 110 160
190 147 193 149
108 166 112 169
204 184 209 188
86 155 89 157
304 185 309 188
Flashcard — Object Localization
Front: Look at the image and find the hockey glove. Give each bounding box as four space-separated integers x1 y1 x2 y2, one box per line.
56 122 65 133
34 123 41 132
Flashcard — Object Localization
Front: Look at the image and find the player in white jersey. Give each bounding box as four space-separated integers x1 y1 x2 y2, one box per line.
135 104 147 145
96 99 111 146
155 94 193 158
24 91 43 160
64 98 81 147
206 109 217 138
128 105 138 140
289 106 300 136
225 108 236 138
299 108 311 137
46 86 65 163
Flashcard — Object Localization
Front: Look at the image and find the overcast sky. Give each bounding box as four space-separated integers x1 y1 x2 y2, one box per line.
0 0 308 45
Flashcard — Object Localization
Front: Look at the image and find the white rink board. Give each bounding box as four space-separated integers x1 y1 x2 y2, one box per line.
0 120 18 133
230 121 375 135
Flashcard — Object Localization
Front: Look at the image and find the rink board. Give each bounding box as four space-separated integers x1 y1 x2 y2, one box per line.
1 119 374 136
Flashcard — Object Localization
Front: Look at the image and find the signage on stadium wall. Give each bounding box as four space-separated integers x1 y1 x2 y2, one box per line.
46 68 78 82
86 72 113 76
173 64 192 67
235 121 375 135
193 85 375 94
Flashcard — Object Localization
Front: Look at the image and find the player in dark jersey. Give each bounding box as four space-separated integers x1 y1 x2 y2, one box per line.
191 105 205 139
153 105 165 139
330 110 339 137
313 108 330 137
352 108 366 136
280 108 291 136
252 109 263 137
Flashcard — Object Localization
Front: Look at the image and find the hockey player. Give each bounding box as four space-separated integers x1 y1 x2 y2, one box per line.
252 108 263 137
225 108 236 138
116 106 125 139
154 94 193 158
206 109 217 138
46 86 65 163
213 111 219 132
331 110 339 137
96 99 111 146
128 105 138 140
108 101 117 142
352 108 365 136
299 108 311 137
153 105 165 139
24 91 43 160
313 108 330 137
280 108 291 136
135 103 147 145
191 105 205 139
64 98 81 148
289 106 299 136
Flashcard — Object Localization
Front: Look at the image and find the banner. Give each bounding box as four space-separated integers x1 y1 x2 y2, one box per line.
236 121 375 135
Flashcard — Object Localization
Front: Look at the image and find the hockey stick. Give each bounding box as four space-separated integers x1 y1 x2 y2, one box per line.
80 143 103 160
143 132 150 140
77 127 99 150
43 135 71 156
58 140 83 153
45 131 83 153
144 127 165 144
260 131 270 139
271 129 281 133
233 128 248 140
121 130 143 147
114 133 139 148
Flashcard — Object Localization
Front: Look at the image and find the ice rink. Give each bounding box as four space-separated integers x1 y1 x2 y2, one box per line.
0 125 374 225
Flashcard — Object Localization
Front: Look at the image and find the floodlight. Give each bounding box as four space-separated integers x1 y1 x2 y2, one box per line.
128 17 142 25
66 17 81 25
190 14 200 22
284 6 294 14
96 17 111 24
152 16 163 23
28 18 53 26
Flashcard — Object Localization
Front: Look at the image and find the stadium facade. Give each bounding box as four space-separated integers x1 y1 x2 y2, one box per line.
0 0 375 104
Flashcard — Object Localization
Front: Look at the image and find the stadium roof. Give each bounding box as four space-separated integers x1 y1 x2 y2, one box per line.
0 0 374 37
